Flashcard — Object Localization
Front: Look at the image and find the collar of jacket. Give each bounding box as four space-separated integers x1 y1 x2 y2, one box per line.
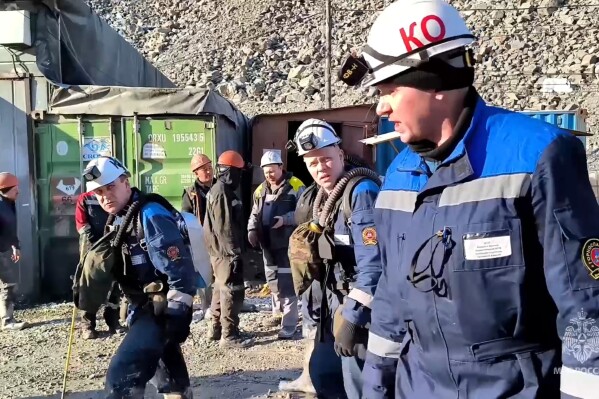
420 87 478 162
0 195 12 204
116 188 142 217
265 171 292 193
195 178 214 193
388 89 488 185
439 88 485 166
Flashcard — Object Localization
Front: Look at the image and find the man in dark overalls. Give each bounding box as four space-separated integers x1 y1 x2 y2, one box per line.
0 172 28 331
204 150 254 349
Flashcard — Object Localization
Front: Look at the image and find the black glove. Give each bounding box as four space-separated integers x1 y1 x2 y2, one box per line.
334 317 367 357
164 303 193 344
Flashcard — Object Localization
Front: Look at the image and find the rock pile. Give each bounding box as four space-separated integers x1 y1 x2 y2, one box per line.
86 0 599 155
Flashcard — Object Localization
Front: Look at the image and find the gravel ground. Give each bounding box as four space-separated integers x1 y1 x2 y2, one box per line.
0 298 311 399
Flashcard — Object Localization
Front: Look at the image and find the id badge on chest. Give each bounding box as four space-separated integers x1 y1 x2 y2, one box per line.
463 229 512 260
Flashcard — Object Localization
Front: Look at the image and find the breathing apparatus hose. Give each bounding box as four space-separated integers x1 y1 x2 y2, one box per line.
310 165 381 233
107 199 144 249
310 154 376 224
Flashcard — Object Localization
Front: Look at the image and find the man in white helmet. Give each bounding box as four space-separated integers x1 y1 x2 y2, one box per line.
247 150 305 339
283 119 382 398
80 156 197 398
340 1 599 398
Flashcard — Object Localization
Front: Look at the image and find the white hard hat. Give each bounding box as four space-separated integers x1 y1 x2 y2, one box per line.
260 151 283 167
293 118 341 156
83 156 130 192
361 0 476 87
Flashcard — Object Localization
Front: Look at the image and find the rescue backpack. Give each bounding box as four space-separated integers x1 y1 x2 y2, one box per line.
73 228 121 314
288 170 382 296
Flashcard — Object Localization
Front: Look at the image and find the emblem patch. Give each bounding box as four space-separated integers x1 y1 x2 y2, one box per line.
167 246 181 261
362 227 378 246
563 309 599 363
582 238 599 279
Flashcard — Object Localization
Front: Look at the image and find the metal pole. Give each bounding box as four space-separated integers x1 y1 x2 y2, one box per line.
325 0 332 109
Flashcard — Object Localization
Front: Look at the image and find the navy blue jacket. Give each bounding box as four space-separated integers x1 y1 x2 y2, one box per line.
363 96 599 399
120 197 197 317
330 174 383 327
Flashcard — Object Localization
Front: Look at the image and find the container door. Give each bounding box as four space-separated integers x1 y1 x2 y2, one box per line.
35 118 115 300
340 122 376 168
0 78 38 300
123 117 216 210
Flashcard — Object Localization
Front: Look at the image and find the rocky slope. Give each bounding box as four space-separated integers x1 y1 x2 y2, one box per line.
86 0 599 155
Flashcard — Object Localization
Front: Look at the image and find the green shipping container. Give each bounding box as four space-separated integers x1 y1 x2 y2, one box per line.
35 116 216 300
36 118 115 299
122 117 216 210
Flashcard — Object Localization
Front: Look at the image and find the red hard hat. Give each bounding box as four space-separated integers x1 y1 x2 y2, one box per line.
0 173 18 190
217 150 245 169
190 154 212 171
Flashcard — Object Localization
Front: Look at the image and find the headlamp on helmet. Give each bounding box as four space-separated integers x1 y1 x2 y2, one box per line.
289 119 342 156
84 156 130 192
83 164 102 182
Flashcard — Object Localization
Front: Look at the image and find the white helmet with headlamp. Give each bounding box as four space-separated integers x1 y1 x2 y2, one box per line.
84 156 130 192
287 118 342 156
338 0 476 88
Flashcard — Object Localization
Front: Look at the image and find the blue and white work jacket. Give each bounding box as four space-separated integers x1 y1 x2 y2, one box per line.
362 96 599 399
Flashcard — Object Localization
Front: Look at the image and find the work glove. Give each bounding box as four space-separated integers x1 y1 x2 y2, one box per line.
333 313 368 358
248 230 259 248
164 303 193 344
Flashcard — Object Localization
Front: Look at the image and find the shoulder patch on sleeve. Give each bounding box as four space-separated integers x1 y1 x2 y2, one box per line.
582 238 599 279
166 245 182 261
362 227 378 246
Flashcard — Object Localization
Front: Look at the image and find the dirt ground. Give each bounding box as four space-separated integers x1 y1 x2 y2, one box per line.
0 297 312 399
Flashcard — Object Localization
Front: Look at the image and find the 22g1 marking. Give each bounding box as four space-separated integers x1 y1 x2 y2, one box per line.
189 147 206 156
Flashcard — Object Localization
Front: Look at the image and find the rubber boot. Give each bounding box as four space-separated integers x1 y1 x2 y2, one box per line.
219 333 254 349
278 325 297 340
0 289 28 331
81 311 99 339
279 338 317 394
208 321 222 341
105 305 125 335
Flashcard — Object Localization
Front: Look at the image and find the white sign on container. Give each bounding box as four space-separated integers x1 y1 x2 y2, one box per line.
81 137 112 161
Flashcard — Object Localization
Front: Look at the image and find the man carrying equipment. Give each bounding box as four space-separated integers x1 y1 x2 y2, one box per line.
82 156 196 398
286 119 382 398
